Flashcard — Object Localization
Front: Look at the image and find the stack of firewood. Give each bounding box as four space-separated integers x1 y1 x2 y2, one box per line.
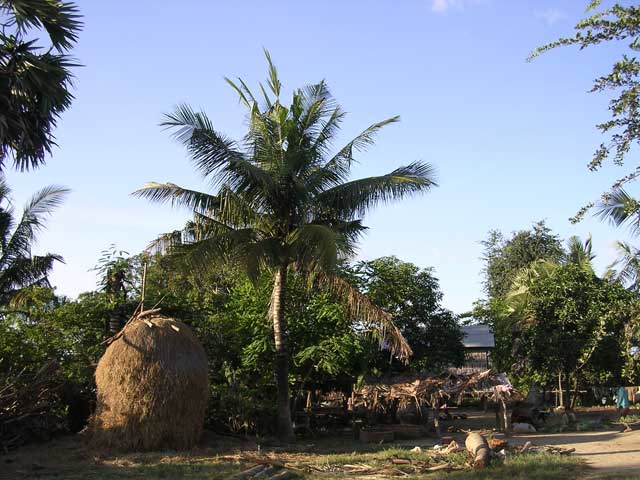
0 360 65 451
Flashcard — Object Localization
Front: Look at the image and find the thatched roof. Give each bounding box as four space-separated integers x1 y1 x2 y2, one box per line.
353 370 514 409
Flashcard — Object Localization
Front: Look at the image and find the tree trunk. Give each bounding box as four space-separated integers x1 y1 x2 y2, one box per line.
499 397 511 437
271 264 295 442
557 371 564 408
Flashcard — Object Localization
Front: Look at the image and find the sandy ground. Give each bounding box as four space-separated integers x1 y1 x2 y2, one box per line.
509 429 640 476
447 409 640 476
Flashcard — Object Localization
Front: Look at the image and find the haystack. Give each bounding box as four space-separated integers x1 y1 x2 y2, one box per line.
91 310 209 451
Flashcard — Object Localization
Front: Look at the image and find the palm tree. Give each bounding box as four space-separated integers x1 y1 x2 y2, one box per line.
606 241 640 293
0 176 68 306
134 52 437 440
565 234 595 272
0 0 82 171
594 189 640 291
507 235 595 313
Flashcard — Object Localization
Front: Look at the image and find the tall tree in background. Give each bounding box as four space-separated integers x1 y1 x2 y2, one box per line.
530 1 640 223
0 176 68 306
135 52 437 441
0 0 82 171
481 221 564 299
356 256 464 373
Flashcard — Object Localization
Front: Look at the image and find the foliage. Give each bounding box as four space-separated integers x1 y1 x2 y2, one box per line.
354 256 464 374
0 287 109 431
476 222 640 392
92 245 137 300
516 263 638 387
0 177 68 307
0 0 82 171
134 253 461 434
480 221 564 299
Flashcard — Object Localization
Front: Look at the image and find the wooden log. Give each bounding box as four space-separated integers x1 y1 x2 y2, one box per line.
254 466 278 478
465 432 490 469
230 465 267 479
424 463 451 472
267 472 295 480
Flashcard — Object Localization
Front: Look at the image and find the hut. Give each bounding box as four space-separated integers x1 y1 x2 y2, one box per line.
91 309 209 450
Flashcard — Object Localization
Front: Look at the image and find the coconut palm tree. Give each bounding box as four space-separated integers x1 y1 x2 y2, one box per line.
507 235 595 313
606 241 640 293
0 176 68 306
565 234 595 272
594 189 640 290
134 52 437 440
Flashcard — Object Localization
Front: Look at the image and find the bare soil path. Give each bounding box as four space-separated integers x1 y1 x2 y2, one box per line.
508 429 640 476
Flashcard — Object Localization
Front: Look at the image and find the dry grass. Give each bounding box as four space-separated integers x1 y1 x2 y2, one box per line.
91 314 209 451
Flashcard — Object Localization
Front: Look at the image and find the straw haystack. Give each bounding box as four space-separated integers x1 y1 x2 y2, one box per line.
91 310 209 450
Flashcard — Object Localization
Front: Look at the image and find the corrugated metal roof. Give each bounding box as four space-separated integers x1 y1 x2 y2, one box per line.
462 324 495 348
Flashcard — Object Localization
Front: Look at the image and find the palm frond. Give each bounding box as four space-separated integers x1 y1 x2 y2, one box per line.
595 189 640 236
132 182 220 212
0 185 68 270
608 241 640 292
161 104 246 179
7 0 83 51
313 271 412 363
317 161 437 218
287 224 338 272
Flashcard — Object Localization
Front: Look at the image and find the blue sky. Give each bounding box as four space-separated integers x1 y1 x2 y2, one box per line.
6 0 637 313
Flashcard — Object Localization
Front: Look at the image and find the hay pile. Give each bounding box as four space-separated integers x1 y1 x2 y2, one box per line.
91 310 209 451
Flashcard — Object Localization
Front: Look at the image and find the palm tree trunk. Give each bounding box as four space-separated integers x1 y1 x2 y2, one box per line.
271 263 295 442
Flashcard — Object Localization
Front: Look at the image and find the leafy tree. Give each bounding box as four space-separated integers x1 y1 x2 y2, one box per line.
0 287 109 431
134 52 437 440
0 176 68 307
481 221 564 299
515 264 638 403
530 1 640 222
355 256 464 373
0 0 82 171
476 227 640 399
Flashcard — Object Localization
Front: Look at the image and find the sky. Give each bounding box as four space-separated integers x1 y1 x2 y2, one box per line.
6 0 638 313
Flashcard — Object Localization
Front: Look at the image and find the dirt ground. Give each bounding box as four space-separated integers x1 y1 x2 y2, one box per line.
2 407 639 479
447 408 640 477
509 429 640 476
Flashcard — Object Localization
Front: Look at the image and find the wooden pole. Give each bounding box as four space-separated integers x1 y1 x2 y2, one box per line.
500 397 511 437
140 261 148 311
558 371 564 408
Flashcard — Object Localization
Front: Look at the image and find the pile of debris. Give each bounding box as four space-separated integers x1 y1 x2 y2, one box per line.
230 433 576 478
0 360 65 451
352 369 518 431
